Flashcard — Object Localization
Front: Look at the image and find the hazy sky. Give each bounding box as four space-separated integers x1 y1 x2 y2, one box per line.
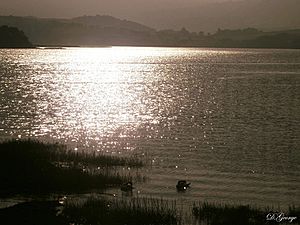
0 0 236 18
0 0 299 31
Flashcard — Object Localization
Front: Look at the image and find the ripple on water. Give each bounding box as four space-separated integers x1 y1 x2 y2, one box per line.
0 47 299 208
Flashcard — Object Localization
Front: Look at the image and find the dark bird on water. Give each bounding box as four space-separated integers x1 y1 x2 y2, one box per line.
176 180 191 191
121 181 134 192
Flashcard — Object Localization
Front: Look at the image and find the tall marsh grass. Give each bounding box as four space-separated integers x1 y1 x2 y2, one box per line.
0 139 142 196
0 139 143 167
63 196 180 225
192 202 300 225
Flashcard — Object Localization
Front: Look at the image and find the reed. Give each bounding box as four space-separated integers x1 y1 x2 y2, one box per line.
63 196 180 225
0 139 143 167
192 202 300 225
0 139 140 196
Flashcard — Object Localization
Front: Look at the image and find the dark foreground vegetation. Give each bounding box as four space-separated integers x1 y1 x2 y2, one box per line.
1 198 298 225
0 200 61 225
0 25 33 48
193 202 300 225
0 139 142 196
0 139 182 225
0 197 180 225
0 139 298 225
63 196 179 225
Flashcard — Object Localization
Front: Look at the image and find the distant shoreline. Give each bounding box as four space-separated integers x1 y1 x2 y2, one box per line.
1 16 300 50
2 45 300 50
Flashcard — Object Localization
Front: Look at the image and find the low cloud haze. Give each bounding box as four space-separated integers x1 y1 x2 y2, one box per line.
0 0 299 32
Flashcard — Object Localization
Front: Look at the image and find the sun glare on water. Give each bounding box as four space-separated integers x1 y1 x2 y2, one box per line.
5 47 221 150
31 47 165 149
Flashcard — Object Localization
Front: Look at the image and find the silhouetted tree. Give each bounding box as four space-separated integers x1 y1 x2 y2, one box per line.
0 25 33 48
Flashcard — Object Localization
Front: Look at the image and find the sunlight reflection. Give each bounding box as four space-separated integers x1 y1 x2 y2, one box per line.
34 47 163 148
5 47 231 150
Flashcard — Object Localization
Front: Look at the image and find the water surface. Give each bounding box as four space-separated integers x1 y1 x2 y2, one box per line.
0 47 299 208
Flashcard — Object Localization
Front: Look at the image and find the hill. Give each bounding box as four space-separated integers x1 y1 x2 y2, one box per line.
71 15 154 32
0 15 299 49
0 15 157 46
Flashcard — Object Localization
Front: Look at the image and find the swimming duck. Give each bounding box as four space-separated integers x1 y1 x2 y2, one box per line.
121 181 134 192
176 180 191 191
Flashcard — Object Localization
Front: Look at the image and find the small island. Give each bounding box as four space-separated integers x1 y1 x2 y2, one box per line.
0 25 33 48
